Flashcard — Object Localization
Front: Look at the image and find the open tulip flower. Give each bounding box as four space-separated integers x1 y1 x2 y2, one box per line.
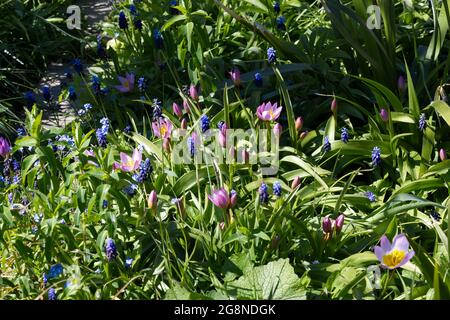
374 234 415 270
115 72 135 93
256 101 282 122
119 148 142 172
208 188 236 209
152 118 173 139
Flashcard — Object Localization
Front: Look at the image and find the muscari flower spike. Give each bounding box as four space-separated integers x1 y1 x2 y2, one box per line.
267 47 277 64
273 181 282 197
48 288 57 300
322 136 331 153
419 113 426 131
372 146 381 167
276 16 286 30
259 182 269 204
341 127 349 143
118 11 128 29
365 191 376 202
105 238 118 261
201 115 210 133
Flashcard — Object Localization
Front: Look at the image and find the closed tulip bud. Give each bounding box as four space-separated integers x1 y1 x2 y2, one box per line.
335 214 344 232
299 131 308 140
440 148 447 161
219 221 226 231
0 137 11 158
380 109 389 122
331 98 338 114
295 117 303 131
183 100 190 114
273 123 282 137
322 216 333 233
229 68 241 87
148 190 157 210
180 118 188 129
291 176 301 189
241 149 249 164
219 131 227 148
229 146 235 160
163 138 171 152
189 85 198 100
173 102 183 118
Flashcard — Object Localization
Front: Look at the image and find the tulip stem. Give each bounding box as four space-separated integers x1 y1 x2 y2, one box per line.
380 270 395 299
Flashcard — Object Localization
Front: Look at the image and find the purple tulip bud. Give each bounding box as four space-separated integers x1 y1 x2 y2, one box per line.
331 98 338 114
273 123 282 137
440 148 447 161
380 109 389 122
219 123 228 147
295 117 303 131
291 176 301 189
183 100 191 114
189 85 198 101
180 118 188 129
173 102 183 118
229 68 241 87
148 190 157 210
335 214 344 232
208 188 231 209
322 216 333 233
241 149 249 163
0 137 11 158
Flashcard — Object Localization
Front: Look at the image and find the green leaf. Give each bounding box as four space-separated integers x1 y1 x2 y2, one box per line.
227 258 307 299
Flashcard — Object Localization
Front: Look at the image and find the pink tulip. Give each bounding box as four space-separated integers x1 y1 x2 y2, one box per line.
152 118 173 139
114 73 135 93
189 85 198 100
322 216 333 233
219 123 228 147
183 100 191 114
291 176 301 189
295 117 303 131
335 214 344 232
440 148 447 161
380 109 389 122
180 118 188 129
331 98 338 114
241 149 249 163
256 102 282 122
119 148 142 172
229 68 241 86
273 123 282 137
208 188 234 209
148 190 158 210
173 102 183 118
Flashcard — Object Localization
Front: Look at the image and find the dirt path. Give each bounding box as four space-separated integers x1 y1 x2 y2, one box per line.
41 0 112 129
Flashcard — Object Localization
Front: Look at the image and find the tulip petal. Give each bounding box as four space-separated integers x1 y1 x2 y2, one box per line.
380 235 391 252
374 246 385 263
397 250 415 268
391 233 409 253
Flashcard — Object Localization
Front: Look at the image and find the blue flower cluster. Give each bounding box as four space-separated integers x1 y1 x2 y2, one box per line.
105 238 118 261
341 127 349 143
273 181 282 197
371 147 381 167
96 117 110 148
201 115 210 133
133 159 153 183
259 182 269 204
322 136 331 153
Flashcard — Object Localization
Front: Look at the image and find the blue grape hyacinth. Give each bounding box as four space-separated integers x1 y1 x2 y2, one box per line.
201 115 210 133
273 181 282 197
365 191 376 202
419 113 426 131
322 136 331 153
371 146 381 167
48 288 57 300
259 182 269 204
118 11 128 29
105 238 118 261
267 47 277 64
341 127 349 143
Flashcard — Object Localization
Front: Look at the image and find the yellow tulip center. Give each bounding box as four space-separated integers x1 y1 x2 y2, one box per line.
269 109 274 119
160 125 167 137
123 81 129 88
382 249 405 268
